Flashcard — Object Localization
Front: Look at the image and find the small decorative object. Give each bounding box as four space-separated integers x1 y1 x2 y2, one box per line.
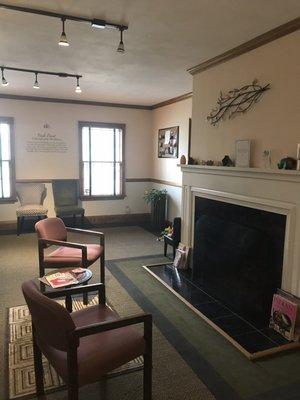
143 189 167 229
206 160 214 166
180 155 186 164
188 156 196 165
173 243 190 270
222 155 234 167
157 225 173 241
158 126 179 158
296 144 300 171
278 157 297 170
207 79 270 125
235 139 251 167
262 149 272 169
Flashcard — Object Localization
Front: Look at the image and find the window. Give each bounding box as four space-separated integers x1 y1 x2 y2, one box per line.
0 117 15 201
79 122 125 199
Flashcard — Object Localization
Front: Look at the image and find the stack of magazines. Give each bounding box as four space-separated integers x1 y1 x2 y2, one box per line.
270 289 300 341
40 268 85 289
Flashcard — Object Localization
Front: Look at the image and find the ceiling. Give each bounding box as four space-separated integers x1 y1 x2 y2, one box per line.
0 0 299 106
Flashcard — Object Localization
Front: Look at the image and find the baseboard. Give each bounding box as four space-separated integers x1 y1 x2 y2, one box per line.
86 213 150 226
0 213 151 232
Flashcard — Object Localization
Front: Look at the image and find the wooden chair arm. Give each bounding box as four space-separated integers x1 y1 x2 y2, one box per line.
66 227 104 237
73 313 152 338
39 238 87 250
66 228 105 246
44 283 105 299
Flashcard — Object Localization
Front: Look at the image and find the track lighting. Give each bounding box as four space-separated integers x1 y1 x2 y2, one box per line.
91 19 106 29
1 67 8 86
59 17 69 46
0 66 83 93
0 3 128 50
75 76 82 93
117 28 125 53
33 72 40 89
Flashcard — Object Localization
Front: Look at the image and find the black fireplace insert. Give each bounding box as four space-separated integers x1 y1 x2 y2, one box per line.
193 196 286 325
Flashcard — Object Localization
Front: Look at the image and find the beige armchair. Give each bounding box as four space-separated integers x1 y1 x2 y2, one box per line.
16 183 48 235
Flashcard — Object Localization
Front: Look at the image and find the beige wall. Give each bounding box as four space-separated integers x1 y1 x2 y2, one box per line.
0 99 152 221
151 98 192 221
151 98 192 184
191 31 300 167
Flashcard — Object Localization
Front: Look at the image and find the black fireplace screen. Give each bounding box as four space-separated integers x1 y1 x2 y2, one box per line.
193 197 286 325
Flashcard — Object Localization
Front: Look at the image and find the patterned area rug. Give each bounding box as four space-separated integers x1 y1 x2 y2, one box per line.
7 297 143 399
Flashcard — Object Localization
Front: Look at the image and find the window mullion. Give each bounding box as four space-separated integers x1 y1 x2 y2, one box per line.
89 126 92 197
0 128 3 198
113 129 116 196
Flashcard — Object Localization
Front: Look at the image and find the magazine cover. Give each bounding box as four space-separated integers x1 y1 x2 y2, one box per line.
270 293 298 341
45 271 78 288
276 289 300 341
173 243 190 269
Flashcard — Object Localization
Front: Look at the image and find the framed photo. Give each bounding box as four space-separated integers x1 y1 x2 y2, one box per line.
158 126 179 158
235 139 251 167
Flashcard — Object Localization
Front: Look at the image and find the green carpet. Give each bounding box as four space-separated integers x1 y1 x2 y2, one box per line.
107 255 300 400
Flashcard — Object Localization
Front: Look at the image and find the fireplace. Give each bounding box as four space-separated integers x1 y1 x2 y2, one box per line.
193 196 286 325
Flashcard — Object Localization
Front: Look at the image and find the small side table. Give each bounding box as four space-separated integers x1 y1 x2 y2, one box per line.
37 268 92 312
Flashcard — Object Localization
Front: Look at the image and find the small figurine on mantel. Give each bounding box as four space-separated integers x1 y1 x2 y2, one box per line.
278 157 297 170
222 155 234 167
180 155 187 165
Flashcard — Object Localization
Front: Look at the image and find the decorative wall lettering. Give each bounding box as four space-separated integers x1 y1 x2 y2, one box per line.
207 80 270 126
26 132 68 153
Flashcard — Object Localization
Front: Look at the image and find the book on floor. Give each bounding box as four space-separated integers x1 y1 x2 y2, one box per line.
270 293 298 341
173 243 190 269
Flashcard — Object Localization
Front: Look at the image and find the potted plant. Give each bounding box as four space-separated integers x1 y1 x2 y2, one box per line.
143 189 167 229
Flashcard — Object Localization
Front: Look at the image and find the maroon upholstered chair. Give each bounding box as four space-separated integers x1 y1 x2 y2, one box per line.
22 280 152 400
35 216 104 285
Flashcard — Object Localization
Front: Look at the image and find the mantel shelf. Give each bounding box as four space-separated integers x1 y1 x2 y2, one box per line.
178 164 300 183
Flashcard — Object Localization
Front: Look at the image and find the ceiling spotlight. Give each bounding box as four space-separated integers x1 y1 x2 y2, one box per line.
117 28 125 53
91 19 106 29
33 72 40 89
1 67 9 86
75 76 82 93
59 18 69 46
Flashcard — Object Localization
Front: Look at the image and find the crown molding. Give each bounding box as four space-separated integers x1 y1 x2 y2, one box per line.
0 93 152 110
188 17 300 76
151 92 193 109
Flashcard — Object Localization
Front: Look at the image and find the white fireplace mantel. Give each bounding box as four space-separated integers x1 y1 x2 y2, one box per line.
180 165 300 296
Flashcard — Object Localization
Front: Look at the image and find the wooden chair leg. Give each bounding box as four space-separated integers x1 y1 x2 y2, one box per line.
164 239 167 257
17 217 21 236
83 281 88 305
68 384 79 400
67 337 79 400
81 212 84 228
143 318 152 400
18 216 25 235
32 324 44 397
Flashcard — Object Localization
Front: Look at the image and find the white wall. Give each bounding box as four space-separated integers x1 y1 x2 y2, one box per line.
0 99 152 221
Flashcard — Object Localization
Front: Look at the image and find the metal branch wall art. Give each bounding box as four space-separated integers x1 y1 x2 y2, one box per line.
207 80 270 126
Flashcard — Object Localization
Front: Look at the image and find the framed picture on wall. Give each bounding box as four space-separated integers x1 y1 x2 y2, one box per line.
235 139 251 167
158 126 179 158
